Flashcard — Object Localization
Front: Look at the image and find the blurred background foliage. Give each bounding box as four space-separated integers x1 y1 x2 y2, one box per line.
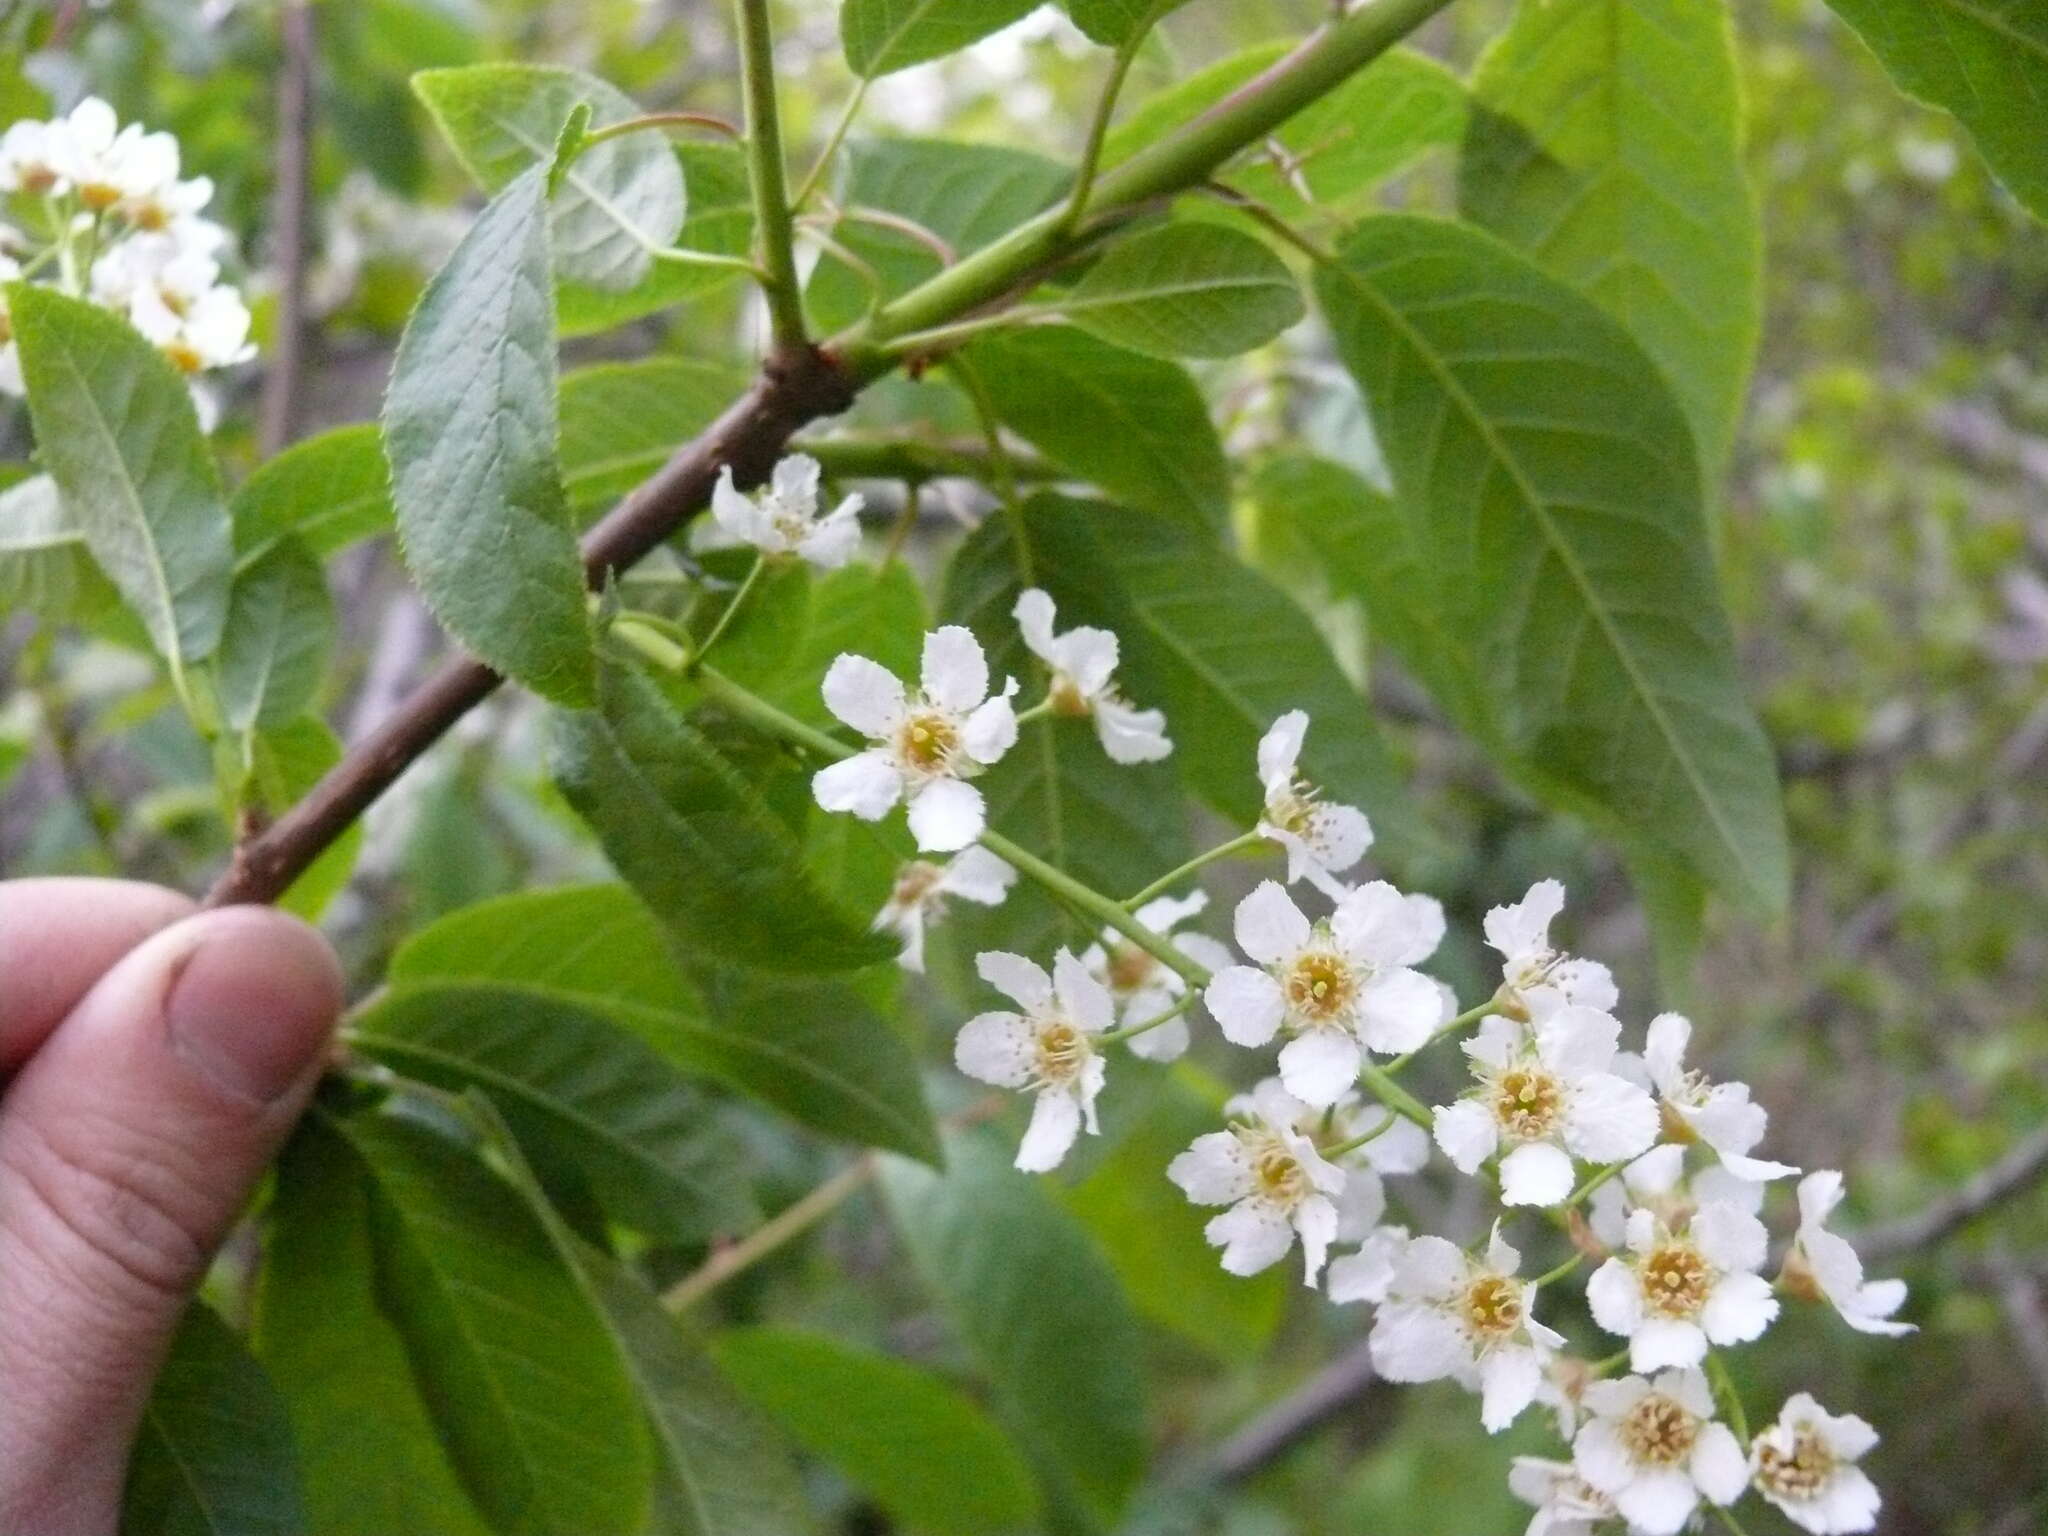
2 0 2043 1531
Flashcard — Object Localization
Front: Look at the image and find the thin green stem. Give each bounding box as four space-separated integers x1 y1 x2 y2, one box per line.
1100 991 1192 1045
1056 36 1143 238
696 663 850 759
1325 1108 1402 1159
1590 1346 1632 1377
874 308 1045 361
981 828 1207 986
1124 828 1267 909
1565 1160 1626 1210
578 110 740 152
879 480 922 565
651 245 770 280
733 0 806 349
792 78 871 212
1712 1508 1754 1536
1533 1251 1583 1289
1356 1061 1432 1132
1705 1352 1751 1444
1380 1001 1493 1077
694 554 766 665
1012 698 1058 728
665 1153 877 1311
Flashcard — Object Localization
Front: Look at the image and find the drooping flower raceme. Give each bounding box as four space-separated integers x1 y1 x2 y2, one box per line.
1167 1077 1345 1284
1077 890 1231 1062
700 455 864 568
813 627 1018 852
1783 1170 1915 1336
1586 1202 1779 1370
1013 588 1171 764
1205 879 1445 1106
1254 710 1373 895
1571 1369 1749 1536
1432 1000 1658 1206
1748 1393 1882 1534
1485 879 1618 1014
954 949 1113 1172
872 847 1015 972
1364 1225 1567 1432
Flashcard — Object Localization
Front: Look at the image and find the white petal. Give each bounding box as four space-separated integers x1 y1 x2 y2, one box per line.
906 778 985 851
1295 1193 1339 1287
1207 1199 1296 1276
1797 1168 1847 1231
1233 880 1311 964
1838 1278 1914 1335
1572 1418 1636 1497
812 751 903 820
1052 947 1116 1034
1480 1346 1543 1433
1094 696 1172 763
1015 1090 1083 1172
1277 1029 1362 1108
1432 1099 1498 1174
1562 1074 1659 1164
1056 625 1119 697
1701 1272 1778 1345
976 950 1053 1010
960 689 1018 763
1256 709 1307 788
1134 888 1206 933
1333 1165 1386 1242
1125 1013 1188 1062
1303 801 1373 874
1499 1142 1576 1207
1391 1234 1467 1299
1586 1258 1643 1338
821 653 906 736
1327 1225 1408 1306
953 1011 1034 1087
1205 966 1284 1046
920 625 989 712
1486 879 1564 962
1629 1318 1707 1372
1689 1423 1748 1506
1355 968 1442 1054
1536 1005 1621 1077
770 451 821 507
1614 1469 1698 1536
1693 1201 1769 1275
1813 1468 1882 1533
1012 587 1058 663
796 504 862 568
1484 1221 1522 1278
1167 1132 1255 1206
1358 1114 1431 1176
939 847 1016 905
1643 1011 1692 1093
1369 1302 1469 1383
1624 1143 1688 1198
710 465 770 544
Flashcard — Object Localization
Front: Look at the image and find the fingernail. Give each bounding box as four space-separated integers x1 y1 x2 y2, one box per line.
165 908 344 1103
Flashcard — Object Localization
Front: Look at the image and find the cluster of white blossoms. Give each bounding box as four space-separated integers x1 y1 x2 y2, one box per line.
790 525 1906 1533
1 98 254 417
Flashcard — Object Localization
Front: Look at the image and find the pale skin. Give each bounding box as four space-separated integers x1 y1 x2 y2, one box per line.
0 879 344 1535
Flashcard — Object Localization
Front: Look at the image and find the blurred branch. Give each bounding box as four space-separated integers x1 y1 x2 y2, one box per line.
1200 1336 1390 1486
1975 1244 2048 1417
1858 1125 2048 1261
1928 401 2048 494
259 0 317 455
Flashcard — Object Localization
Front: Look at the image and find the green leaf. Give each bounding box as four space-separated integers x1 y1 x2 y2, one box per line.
841 0 1041 78
248 718 360 921
558 143 755 336
560 359 751 515
255 1118 495 1536
388 885 939 1162
1061 0 1192 47
384 166 596 706
349 985 755 1242
879 1131 1147 1529
1460 0 1760 474
962 329 1228 529
1821 0 2048 221
414 63 687 290
551 661 899 973
215 537 334 736
0 473 75 552
712 1326 1040 1535
231 424 394 563
1312 215 1788 912
335 1110 652 1536
709 559 927 732
1105 44 1465 215
1057 222 1302 359
8 285 234 679
1061 1070 1286 1363
123 1303 308 1536
805 138 1068 334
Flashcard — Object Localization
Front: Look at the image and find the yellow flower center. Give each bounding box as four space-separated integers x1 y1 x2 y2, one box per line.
1461 1274 1524 1341
1267 780 1319 837
1620 1393 1699 1468
79 180 122 212
896 709 960 774
162 340 204 375
1755 1427 1837 1502
1243 1127 1311 1208
1032 1017 1090 1087
888 860 945 908
131 200 170 232
1105 942 1157 994
1641 1242 1713 1319
1492 1066 1564 1141
17 165 57 196
1048 674 1092 716
1283 948 1357 1025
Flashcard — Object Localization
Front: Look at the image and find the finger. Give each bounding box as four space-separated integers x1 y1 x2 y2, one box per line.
0 905 343 1536
0 878 195 1073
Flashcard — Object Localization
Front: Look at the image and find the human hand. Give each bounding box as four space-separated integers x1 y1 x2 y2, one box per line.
0 880 343 1536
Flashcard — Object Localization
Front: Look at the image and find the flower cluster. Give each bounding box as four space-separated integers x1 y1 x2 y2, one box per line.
787 475 1905 1532
1 98 253 418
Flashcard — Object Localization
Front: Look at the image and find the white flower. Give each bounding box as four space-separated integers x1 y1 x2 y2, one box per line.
1254 710 1372 896
46 98 178 213
813 627 1018 852
702 455 863 568
1749 1393 1882 1534
1366 1225 1567 1432
1621 1013 1799 1184
1077 890 1230 1062
1204 879 1445 1106
1508 1456 1618 1536
1225 1077 1428 1239
1587 1202 1779 1370
954 948 1112 1172
1783 1171 1914 1336
872 847 1015 972
1167 1078 1346 1285
1013 588 1171 764
1432 1000 1658 1206
1485 879 1618 1014
127 280 256 375
1572 1369 1749 1536
1326 1222 1410 1306
117 171 214 237
0 118 62 195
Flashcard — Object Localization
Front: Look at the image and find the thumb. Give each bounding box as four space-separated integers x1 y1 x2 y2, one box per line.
0 905 343 1536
